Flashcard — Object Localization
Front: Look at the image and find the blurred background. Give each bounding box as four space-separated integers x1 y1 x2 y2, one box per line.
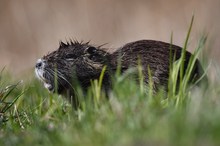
0 0 219 75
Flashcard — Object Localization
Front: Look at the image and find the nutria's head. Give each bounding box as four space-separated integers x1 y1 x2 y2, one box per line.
35 41 109 93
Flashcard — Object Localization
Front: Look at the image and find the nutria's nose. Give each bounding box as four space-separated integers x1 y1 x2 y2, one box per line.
36 62 42 69
36 59 44 69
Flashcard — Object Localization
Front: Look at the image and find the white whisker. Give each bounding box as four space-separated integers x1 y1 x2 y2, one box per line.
47 68 77 93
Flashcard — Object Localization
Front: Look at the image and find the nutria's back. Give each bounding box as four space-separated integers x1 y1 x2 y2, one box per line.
110 40 203 89
35 40 205 107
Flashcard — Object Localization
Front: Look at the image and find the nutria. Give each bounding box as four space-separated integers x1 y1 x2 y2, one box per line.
35 40 205 107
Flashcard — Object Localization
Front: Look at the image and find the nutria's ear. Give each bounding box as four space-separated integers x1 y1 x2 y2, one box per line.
59 41 68 48
86 46 97 54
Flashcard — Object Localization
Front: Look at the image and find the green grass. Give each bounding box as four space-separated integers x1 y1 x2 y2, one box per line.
1 19 220 146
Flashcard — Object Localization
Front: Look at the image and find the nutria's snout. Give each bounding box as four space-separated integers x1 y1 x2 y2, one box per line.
35 59 55 92
35 59 45 81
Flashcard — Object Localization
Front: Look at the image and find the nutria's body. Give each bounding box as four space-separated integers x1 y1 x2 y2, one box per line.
35 40 205 107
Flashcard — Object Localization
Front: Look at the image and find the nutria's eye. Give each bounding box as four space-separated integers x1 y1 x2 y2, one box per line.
65 54 77 60
86 47 104 62
87 47 97 54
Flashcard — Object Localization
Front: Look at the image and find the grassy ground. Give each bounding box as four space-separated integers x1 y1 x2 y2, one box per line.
2 69 219 146
1 20 220 146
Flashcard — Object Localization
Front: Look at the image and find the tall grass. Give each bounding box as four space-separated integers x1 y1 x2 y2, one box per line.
1 19 219 146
